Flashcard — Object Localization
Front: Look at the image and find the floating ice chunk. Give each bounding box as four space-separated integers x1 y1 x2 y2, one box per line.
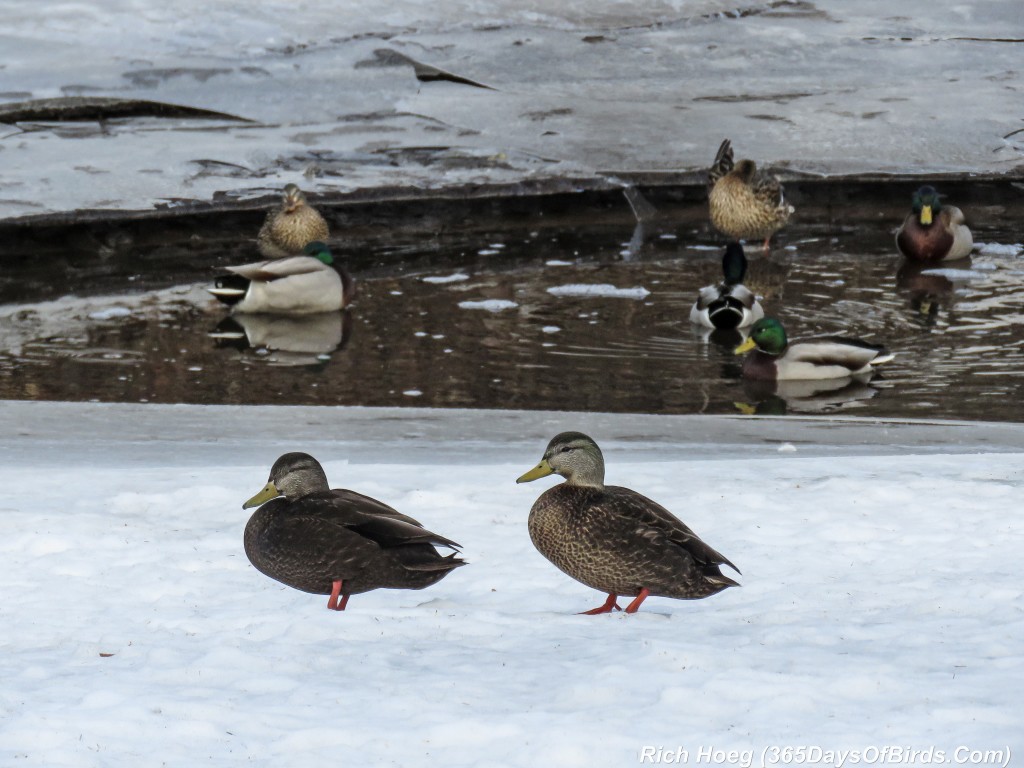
422 273 470 284
547 284 650 299
88 307 132 320
542 326 561 333
402 389 422 397
778 443 797 453
974 242 1023 256
545 260 572 266
458 299 518 312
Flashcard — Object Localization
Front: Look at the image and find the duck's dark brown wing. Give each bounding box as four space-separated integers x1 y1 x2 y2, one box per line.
604 486 740 578
303 492 461 551
330 488 423 527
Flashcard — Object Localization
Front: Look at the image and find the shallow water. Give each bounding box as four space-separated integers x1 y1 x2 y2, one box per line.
2 195 1024 420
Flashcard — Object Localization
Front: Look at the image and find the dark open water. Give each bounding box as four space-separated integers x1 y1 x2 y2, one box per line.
2 184 1023 420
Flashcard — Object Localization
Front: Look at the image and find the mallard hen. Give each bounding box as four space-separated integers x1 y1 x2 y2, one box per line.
257 184 330 258
708 139 793 251
517 432 739 615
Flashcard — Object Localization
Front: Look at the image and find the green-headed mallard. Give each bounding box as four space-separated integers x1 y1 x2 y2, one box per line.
257 183 330 258
209 241 355 315
734 317 894 381
708 139 793 252
896 185 973 262
243 452 465 611
690 241 765 330
516 432 739 615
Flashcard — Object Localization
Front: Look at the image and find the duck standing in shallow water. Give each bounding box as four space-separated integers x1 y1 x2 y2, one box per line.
517 432 739 615
896 185 973 262
257 184 330 258
690 241 764 330
734 317 894 381
242 452 465 611
209 241 355 315
708 139 793 252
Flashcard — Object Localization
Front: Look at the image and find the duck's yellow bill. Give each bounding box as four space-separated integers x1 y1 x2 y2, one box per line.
734 337 757 355
920 205 933 225
243 481 280 509
517 459 554 483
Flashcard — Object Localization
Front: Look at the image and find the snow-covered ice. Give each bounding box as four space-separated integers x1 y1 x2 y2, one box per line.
1 401 1022 766
1 0 1021 219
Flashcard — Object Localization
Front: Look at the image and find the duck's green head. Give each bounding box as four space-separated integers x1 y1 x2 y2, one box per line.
243 452 330 509
516 431 605 488
282 183 307 213
734 317 789 357
722 241 748 285
302 241 334 265
911 185 942 226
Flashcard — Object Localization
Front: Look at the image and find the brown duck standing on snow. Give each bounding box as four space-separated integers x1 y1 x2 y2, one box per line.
257 184 330 258
708 139 793 252
517 432 739 615
895 185 973 262
243 453 465 611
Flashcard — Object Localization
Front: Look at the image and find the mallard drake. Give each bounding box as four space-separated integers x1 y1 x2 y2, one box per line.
708 139 793 251
690 242 765 330
209 241 355 315
516 432 739 615
243 452 466 611
734 317 894 381
257 184 330 258
896 185 973 262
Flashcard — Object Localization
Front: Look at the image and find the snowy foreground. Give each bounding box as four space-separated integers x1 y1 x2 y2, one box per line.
1 402 1022 767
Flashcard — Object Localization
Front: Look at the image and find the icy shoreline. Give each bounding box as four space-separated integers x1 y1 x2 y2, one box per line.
1 401 1022 764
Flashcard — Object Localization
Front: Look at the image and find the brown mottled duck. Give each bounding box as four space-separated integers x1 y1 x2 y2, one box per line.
516 432 739 615
257 184 330 258
896 185 973 262
243 452 465 611
708 139 793 252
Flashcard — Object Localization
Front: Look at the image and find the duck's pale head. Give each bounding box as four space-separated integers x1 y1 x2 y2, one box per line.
517 431 606 488
243 452 330 509
734 317 788 357
282 183 307 214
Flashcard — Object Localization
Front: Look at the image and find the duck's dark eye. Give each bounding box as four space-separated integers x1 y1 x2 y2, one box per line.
559 446 572 454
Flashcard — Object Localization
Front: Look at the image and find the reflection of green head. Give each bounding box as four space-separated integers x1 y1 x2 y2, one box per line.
722 242 748 286
303 241 334 265
748 317 789 356
911 186 942 226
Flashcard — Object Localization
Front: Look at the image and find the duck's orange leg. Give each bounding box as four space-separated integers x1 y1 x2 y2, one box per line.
624 588 651 614
579 593 622 615
327 579 350 611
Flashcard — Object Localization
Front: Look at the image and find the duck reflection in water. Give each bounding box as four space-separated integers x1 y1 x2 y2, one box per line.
736 375 882 415
896 260 956 326
210 310 353 367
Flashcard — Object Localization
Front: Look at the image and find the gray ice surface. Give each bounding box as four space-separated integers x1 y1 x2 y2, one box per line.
1 0 1022 221
2 400 1022 470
